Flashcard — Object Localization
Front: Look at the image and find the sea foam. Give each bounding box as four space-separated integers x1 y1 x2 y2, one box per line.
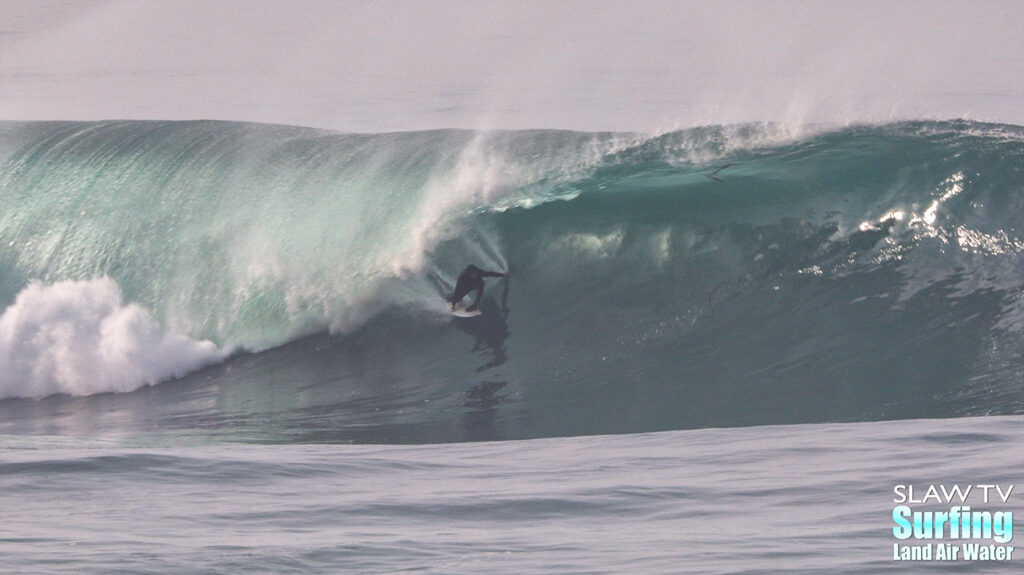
0 278 225 399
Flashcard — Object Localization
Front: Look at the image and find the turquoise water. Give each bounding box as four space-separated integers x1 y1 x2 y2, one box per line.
1 120 1022 441
1 119 1022 572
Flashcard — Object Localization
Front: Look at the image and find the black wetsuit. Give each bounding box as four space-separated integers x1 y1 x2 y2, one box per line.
450 265 505 311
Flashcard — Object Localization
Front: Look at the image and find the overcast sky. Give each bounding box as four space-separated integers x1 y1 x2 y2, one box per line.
1 0 1021 132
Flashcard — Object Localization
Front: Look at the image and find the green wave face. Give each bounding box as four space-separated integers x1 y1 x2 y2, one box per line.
1 120 1023 437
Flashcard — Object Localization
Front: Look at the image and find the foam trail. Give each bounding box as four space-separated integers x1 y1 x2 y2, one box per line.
0 278 226 399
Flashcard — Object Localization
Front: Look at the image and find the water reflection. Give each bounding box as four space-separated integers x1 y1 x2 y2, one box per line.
452 277 511 371
452 277 512 441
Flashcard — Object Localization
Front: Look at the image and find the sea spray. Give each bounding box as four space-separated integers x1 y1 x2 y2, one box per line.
0 278 224 398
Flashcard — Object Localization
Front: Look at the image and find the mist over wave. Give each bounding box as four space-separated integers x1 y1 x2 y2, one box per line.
0 119 1022 441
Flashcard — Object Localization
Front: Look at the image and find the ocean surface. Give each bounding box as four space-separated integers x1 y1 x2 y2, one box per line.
2 416 1022 574
1 119 1022 572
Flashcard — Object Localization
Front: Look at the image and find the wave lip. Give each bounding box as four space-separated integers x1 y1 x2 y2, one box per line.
0 278 226 399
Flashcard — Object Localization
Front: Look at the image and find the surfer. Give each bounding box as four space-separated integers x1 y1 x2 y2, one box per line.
450 265 507 312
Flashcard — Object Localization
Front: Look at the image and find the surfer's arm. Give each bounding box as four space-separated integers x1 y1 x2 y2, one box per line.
480 270 506 278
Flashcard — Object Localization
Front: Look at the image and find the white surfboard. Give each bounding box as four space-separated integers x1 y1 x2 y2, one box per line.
451 302 482 318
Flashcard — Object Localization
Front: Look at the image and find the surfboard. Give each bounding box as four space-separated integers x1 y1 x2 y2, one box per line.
451 302 482 318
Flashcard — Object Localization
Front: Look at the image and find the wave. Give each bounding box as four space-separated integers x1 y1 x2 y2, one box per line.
0 121 643 349
1 119 1023 437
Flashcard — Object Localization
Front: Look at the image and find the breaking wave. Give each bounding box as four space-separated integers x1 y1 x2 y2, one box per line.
1 119 1022 440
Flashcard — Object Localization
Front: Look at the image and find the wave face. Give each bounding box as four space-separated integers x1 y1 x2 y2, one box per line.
0 119 1022 441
